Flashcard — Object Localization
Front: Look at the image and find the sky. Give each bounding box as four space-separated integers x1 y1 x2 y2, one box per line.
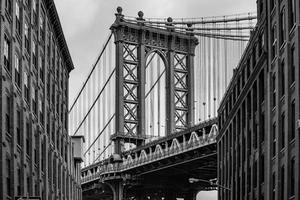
54 0 257 104
53 0 256 199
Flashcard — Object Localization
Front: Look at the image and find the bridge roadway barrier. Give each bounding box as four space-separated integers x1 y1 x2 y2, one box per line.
81 118 218 184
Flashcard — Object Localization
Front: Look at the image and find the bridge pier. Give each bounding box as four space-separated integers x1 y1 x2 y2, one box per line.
105 181 124 200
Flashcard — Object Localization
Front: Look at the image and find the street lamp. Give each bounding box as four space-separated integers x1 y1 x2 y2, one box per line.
188 178 231 191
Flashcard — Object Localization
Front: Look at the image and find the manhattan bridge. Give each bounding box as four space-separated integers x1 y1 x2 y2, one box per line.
69 7 256 200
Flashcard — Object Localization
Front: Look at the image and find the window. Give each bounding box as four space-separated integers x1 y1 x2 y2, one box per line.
253 161 257 188
280 166 285 200
17 166 21 195
260 155 265 183
24 72 29 102
32 41 37 69
24 22 30 52
56 94 60 114
280 114 285 149
4 35 11 72
61 138 64 156
289 0 296 29
271 24 277 59
34 180 38 195
26 120 30 155
56 133 60 149
41 139 45 172
291 101 295 140
39 55 44 82
6 95 11 134
280 61 285 97
272 73 276 108
247 166 251 192
17 109 21 145
15 0 21 35
47 72 51 100
65 145 68 163
51 121 55 143
27 175 30 195
53 159 56 186
48 152 52 180
39 99 43 123
40 9 45 41
279 9 286 46
272 123 276 157
52 83 55 104
272 172 276 200
32 85 37 114
56 59 60 82
6 156 11 196
47 30 51 61
32 0 37 25
34 134 39 164
15 54 21 87
290 158 295 196
290 47 295 84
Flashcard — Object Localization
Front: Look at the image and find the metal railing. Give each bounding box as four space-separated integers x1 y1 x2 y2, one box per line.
81 124 218 184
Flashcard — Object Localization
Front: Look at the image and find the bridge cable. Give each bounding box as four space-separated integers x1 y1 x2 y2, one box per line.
124 15 256 25
93 141 112 164
84 114 115 156
73 68 116 135
145 69 166 98
130 21 255 31
69 33 113 113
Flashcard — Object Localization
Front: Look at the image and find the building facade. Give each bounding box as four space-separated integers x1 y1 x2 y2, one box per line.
217 0 299 199
0 0 82 200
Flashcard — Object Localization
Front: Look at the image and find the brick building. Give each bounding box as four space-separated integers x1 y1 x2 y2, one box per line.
0 0 82 200
217 0 299 199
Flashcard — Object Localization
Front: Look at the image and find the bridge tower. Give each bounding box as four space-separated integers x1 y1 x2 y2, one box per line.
111 7 198 156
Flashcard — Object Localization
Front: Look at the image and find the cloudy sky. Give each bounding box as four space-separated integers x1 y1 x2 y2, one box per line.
54 0 256 103
54 0 256 199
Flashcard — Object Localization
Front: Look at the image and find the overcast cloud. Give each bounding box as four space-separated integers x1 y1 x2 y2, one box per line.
54 0 256 199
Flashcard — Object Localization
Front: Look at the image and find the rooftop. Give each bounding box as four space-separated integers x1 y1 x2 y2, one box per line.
44 0 74 72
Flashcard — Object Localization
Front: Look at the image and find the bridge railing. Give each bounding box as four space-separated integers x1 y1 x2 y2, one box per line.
81 122 218 184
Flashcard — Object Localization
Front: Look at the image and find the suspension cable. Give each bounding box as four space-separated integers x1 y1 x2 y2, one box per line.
84 114 115 156
73 68 116 135
93 141 112 164
194 32 249 38
69 33 113 113
124 15 257 25
194 33 249 42
123 19 254 31
145 69 166 98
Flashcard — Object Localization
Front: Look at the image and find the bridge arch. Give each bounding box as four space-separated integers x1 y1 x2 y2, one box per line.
145 51 167 138
188 131 200 146
153 144 164 158
169 138 181 153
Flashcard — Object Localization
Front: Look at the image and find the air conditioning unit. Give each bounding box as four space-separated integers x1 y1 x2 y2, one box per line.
71 135 85 163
